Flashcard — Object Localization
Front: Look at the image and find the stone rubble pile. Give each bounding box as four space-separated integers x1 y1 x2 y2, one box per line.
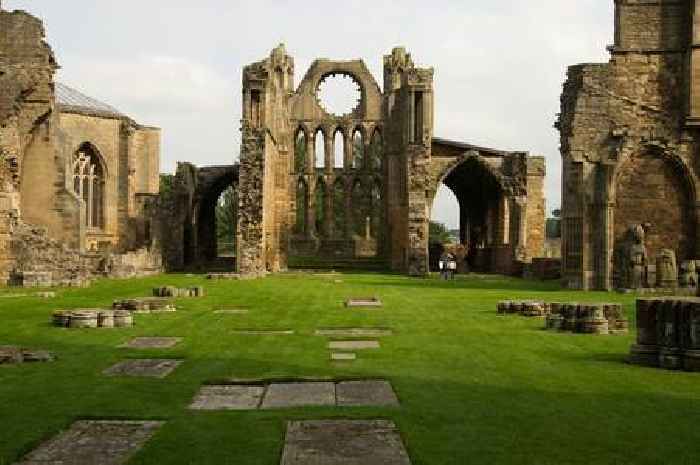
629 298 700 371
52 309 133 328
498 300 628 335
153 286 205 298
0 346 55 364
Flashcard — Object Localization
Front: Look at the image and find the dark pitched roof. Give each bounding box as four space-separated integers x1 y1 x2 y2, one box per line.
56 82 125 119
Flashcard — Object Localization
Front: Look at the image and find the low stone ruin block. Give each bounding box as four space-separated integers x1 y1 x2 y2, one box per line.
629 297 700 372
103 359 182 378
13 420 163 465
500 300 629 335
153 286 205 298
345 297 383 308
233 329 294 335
331 353 357 361
280 420 412 465
53 309 132 328
112 298 175 313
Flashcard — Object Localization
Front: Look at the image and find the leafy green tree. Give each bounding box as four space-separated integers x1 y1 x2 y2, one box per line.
429 221 451 245
216 186 237 256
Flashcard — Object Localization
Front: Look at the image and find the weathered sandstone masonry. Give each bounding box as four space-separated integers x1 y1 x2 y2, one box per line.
0 7 161 286
234 45 546 276
558 0 700 290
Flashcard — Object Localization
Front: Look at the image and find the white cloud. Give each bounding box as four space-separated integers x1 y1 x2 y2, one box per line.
7 0 615 217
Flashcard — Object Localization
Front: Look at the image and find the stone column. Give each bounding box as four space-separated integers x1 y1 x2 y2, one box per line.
500 195 510 245
324 179 333 238
306 131 314 174
515 196 528 261
306 177 316 239
343 130 352 172
689 0 700 125
324 129 333 174
345 181 353 239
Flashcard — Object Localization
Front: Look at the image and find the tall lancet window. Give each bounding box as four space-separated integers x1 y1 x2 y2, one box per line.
73 144 105 229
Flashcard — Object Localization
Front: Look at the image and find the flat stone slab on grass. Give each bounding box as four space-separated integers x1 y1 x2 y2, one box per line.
214 309 249 315
316 328 392 337
336 380 400 407
345 297 383 308
261 382 335 409
14 420 163 465
328 340 380 350
281 420 411 465
331 353 357 361
233 329 295 335
120 337 183 349
189 385 265 410
103 359 182 378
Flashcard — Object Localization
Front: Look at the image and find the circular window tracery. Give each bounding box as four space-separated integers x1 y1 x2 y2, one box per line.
316 73 362 116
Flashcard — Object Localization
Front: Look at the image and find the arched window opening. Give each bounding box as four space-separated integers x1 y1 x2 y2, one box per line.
315 129 325 169
73 144 105 230
294 129 306 173
352 129 364 169
275 67 285 91
216 185 238 258
295 178 308 234
334 129 344 168
333 179 346 237
315 178 326 236
370 131 383 171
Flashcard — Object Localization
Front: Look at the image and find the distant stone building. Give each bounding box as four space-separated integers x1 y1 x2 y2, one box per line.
558 0 700 290
0 7 161 286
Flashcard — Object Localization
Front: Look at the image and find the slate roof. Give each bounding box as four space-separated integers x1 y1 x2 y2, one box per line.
56 82 125 118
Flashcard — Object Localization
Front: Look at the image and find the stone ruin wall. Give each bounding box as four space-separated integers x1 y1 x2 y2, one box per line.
0 7 162 287
559 0 700 290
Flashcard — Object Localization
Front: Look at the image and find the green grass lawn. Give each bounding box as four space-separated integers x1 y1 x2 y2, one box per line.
1 272 698 465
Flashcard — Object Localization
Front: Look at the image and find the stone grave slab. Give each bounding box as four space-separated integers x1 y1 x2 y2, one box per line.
189 385 265 410
336 380 400 407
14 420 163 465
120 337 183 349
316 328 392 337
214 309 249 315
345 297 383 308
328 340 380 350
280 420 411 465
103 359 182 378
261 382 335 409
233 329 294 335
331 353 357 361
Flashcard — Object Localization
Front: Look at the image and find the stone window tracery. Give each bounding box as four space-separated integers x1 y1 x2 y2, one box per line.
72 145 105 230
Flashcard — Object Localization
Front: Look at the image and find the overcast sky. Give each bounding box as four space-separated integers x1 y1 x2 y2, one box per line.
6 0 613 228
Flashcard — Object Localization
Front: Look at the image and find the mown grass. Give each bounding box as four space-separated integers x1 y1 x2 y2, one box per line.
0 272 698 465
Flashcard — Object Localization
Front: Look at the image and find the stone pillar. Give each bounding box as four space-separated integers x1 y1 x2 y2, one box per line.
306 132 314 174
324 180 333 238
688 0 700 125
343 130 352 172
500 195 510 245
324 129 333 174
599 165 615 291
344 182 353 238
515 196 528 261
306 177 316 239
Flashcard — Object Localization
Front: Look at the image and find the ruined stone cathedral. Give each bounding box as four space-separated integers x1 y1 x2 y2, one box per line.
164 45 546 277
1 4 548 284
